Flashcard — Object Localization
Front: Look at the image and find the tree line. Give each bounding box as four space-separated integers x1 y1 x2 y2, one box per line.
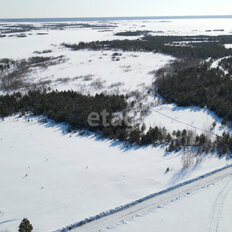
155 60 232 124
1 90 232 157
62 35 232 59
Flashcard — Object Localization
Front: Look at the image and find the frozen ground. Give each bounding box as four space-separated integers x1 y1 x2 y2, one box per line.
0 116 231 232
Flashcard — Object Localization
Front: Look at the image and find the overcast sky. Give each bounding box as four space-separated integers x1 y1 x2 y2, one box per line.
1 0 232 18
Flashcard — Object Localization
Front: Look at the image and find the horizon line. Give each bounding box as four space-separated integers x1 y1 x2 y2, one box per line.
0 14 232 21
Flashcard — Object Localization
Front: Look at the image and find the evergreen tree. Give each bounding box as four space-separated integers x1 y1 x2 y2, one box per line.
129 129 141 145
18 218 33 232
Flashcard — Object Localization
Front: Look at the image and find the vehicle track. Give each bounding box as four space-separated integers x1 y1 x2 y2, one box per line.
54 165 232 232
208 176 232 232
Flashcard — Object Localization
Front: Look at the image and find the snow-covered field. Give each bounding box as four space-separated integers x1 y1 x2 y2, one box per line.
145 104 229 136
25 50 173 95
1 18 232 59
0 18 232 231
0 116 231 232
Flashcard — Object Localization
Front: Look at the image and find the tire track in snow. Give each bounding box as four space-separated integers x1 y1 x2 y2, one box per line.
0 219 18 225
208 176 232 232
54 165 232 232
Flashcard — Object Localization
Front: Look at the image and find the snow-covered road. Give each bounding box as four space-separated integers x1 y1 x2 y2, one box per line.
58 165 232 232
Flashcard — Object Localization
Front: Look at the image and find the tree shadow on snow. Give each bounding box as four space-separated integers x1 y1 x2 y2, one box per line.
168 161 202 186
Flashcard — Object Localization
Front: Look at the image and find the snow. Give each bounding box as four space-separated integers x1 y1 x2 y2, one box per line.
0 116 231 231
109 175 232 232
144 103 229 136
1 18 232 232
113 18 232 37
1 18 232 59
27 50 173 95
69 165 232 232
224 44 232 49
0 28 136 60
211 56 231 75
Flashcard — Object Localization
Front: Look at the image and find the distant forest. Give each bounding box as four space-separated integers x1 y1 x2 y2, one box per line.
62 35 232 59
